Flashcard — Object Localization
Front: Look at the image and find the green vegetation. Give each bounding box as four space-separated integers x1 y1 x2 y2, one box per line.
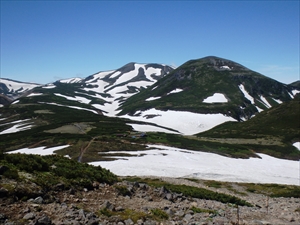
190 206 218 215
0 153 118 190
197 96 300 160
98 208 169 222
124 177 253 207
150 208 169 220
240 183 300 198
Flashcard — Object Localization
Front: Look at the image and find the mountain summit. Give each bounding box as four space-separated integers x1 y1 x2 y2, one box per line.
119 56 298 123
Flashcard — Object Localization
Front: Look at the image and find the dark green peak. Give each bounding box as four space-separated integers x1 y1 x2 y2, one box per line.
183 56 250 72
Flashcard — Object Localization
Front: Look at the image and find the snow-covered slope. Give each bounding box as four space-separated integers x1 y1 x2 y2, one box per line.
0 78 40 95
0 78 41 106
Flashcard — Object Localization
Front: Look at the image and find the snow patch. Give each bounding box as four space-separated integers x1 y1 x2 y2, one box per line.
0 78 40 93
59 77 82 83
272 98 283 104
12 100 20 105
127 123 179 134
54 93 91 104
220 65 231 70
293 142 300 151
167 88 183 95
27 93 43 97
203 93 228 103
256 106 264 112
239 84 255 104
43 84 56 89
89 145 300 185
291 90 300 97
145 96 161 101
260 96 272 108
7 145 70 155
122 109 236 135
0 119 33 135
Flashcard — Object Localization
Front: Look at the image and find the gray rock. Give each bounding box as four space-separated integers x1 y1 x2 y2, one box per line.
183 213 193 222
143 220 157 225
78 208 85 219
101 200 114 211
175 210 185 217
124 218 134 225
115 206 124 211
33 196 43 204
23 212 35 220
36 215 51 225
165 193 173 201
0 165 9 175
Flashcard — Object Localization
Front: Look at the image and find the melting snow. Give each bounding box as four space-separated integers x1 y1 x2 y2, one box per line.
167 88 183 95
0 79 40 93
122 109 236 135
255 106 264 112
239 84 255 104
7 145 70 155
293 142 300 151
0 119 33 135
54 93 91 104
12 100 20 105
27 93 43 97
59 77 82 83
89 145 300 185
272 98 283 104
127 123 179 134
41 102 99 114
43 84 56 89
203 93 228 103
145 96 161 101
220 65 231 70
291 90 300 97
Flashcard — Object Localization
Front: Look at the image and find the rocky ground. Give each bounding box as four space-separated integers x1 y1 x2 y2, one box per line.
1 176 300 225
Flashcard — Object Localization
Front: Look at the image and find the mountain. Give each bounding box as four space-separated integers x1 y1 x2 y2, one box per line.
290 80 300 89
0 78 41 105
119 56 299 120
1 57 299 161
196 95 300 159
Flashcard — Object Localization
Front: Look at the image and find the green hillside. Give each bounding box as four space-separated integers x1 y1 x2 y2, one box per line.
119 56 295 121
196 95 300 159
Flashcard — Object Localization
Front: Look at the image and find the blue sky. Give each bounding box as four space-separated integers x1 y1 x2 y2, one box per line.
1 1 299 84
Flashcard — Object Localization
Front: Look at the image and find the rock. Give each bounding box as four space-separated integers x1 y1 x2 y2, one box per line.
137 219 144 225
183 213 193 222
0 165 9 175
23 212 35 220
101 200 114 211
175 210 185 217
78 208 85 219
124 218 134 225
36 215 51 225
0 187 9 197
143 220 157 225
33 196 43 204
165 208 175 216
0 213 8 222
115 206 124 211
165 193 173 201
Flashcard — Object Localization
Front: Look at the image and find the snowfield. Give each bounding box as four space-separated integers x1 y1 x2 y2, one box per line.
122 109 236 135
239 84 255 104
90 145 300 185
203 93 228 103
6 144 300 185
0 119 33 135
7 145 70 155
0 78 40 93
